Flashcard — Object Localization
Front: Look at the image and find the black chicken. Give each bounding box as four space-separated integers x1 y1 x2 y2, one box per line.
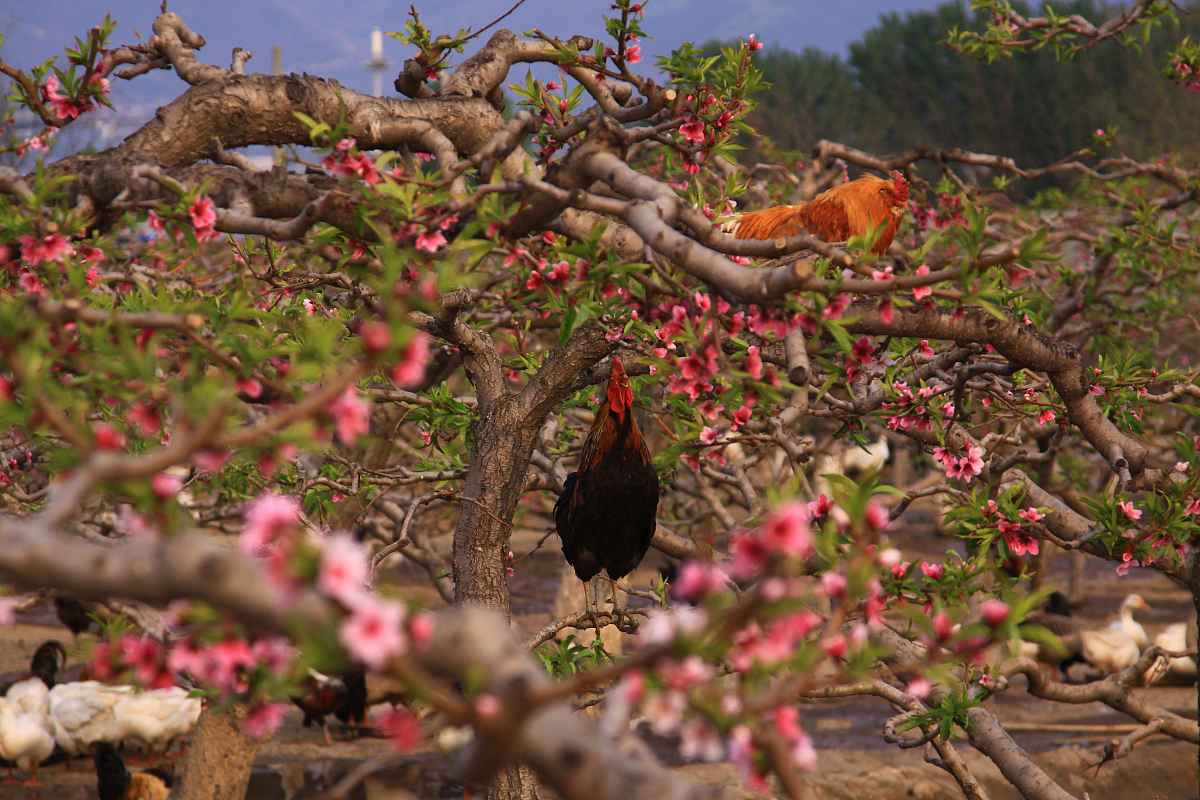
95 741 172 800
54 595 99 637
554 357 660 619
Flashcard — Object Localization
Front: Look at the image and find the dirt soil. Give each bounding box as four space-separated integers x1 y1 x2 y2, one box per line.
1 521 1197 799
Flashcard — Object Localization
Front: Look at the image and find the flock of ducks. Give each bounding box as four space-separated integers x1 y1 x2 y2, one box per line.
1032 592 1198 682
0 640 201 792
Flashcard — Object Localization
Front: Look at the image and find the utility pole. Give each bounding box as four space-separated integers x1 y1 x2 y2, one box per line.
368 29 389 98
272 46 284 166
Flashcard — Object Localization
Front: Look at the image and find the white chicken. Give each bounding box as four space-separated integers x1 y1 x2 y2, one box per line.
0 698 55 786
47 681 202 756
1080 594 1150 674
6 675 50 717
47 681 135 755
113 686 202 752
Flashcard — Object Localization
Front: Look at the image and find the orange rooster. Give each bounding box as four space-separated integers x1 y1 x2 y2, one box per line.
730 171 909 254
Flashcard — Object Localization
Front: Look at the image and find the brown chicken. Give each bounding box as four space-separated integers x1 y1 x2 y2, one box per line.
554 357 660 616
731 171 909 254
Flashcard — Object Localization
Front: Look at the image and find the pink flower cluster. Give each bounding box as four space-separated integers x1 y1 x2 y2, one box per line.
730 501 812 578
884 380 947 432
41 74 94 122
729 611 822 672
981 500 1043 557
189 196 219 242
909 193 965 231
328 387 371 445
322 138 381 184
932 444 985 483
1172 57 1200 93
19 232 72 266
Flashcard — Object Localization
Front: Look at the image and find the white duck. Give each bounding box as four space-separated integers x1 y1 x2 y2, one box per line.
1080 594 1150 674
113 686 203 752
1153 622 1197 679
47 681 135 755
0 697 56 786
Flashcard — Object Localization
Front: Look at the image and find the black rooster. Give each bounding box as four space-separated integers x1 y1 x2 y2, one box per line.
554 357 660 619
95 741 172 800
292 667 368 744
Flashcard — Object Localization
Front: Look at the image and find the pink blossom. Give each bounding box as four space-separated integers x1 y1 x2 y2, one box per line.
1038 409 1056 425
375 706 421 751
745 345 763 379
672 561 728 601
807 494 833 520
151 472 182 498
918 339 935 358
1118 500 1142 521
408 611 435 649
643 690 686 735
339 594 407 669
241 703 288 739
93 423 126 451
415 230 447 253
679 118 706 144
679 719 723 762
1018 507 1044 523
820 571 847 597
625 44 642 63
20 232 72 264
189 196 217 230
328 388 371 445
120 635 164 686
251 637 295 674
758 502 813 558
392 332 432 388
980 599 1009 627
920 561 944 581
821 634 847 659
660 656 713 691
864 502 889 531
730 530 770 579
240 493 300 555
194 449 231 474
746 33 764 51
907 677 932 699
912 265 933 300
878 548 902 569
360 321 391 354
319 534 369 604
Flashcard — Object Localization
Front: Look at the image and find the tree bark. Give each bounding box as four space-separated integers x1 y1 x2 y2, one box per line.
453 394 539 614
176 706 262 800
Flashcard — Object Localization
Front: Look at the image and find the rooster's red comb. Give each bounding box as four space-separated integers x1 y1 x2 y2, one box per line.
889 170 909 203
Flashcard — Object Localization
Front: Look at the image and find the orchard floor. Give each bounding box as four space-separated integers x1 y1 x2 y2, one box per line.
2 521 1197 799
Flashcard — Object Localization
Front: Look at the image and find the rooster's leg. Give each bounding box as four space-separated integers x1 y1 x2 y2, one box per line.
583 579 600 633
608 578 624 627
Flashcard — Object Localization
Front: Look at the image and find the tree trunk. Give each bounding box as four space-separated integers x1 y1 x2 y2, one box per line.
452 395 539 613
176 706 262 800
452 396 544 800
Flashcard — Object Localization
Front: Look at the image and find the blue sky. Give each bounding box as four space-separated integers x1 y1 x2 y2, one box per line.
1 1 950 144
